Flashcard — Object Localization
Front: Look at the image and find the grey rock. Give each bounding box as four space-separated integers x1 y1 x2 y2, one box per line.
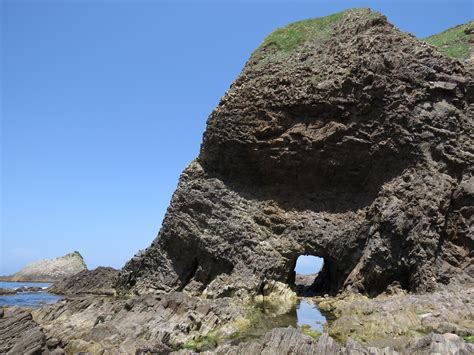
0 251 87 282
0 308 46 354
46 337 59 348
48 266 118 296
406 332 474 354
214 327 398 355
32 291 246 354
0 288 17 295
17 286 44 293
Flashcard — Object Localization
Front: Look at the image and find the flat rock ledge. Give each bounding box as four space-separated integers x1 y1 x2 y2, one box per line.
174 327 474 355
3 305 471 355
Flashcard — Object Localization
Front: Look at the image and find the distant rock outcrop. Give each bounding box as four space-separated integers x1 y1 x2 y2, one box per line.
0 251 87 282
117 9 473 297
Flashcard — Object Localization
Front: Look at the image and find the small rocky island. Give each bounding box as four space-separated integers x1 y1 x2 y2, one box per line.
1 9 473 355
0 251 87 282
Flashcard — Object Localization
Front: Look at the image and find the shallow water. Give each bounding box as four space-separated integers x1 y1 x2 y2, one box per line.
0 281 63 308
0 281 52 289
296 298 326 332
232 297 327 343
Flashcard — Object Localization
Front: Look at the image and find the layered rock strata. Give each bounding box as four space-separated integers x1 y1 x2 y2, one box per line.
117 9 473 298
49 267 119 296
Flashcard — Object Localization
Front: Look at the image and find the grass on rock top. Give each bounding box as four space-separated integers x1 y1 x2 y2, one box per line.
424 21 473 59
259 11 345 52
249 10 352 63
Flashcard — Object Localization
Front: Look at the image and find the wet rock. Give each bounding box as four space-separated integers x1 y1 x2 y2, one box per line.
216 327 399 355
216 327 335 355
16 286 44 293
0 288 17 295
317 284 474 348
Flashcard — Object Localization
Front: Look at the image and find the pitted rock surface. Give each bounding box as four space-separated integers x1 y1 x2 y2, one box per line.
117 9 473 297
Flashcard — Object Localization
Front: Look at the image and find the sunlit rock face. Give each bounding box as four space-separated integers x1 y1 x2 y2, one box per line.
116 9 473 297
0 252 87 282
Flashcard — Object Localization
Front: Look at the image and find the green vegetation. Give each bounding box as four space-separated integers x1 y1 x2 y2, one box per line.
183 333 219 352
301 324 322 340
424 21 473 59
260 11 345 52
250 10 351 63
464 335 474 344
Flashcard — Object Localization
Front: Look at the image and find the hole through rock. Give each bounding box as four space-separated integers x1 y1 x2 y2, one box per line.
293 255 325 296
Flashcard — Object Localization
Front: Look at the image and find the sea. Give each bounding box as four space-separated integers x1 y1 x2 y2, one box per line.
0 281 63 308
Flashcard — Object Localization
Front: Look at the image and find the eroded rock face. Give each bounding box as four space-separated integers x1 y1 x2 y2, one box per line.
0 252 87 282
116 9 473 297
49 267 119 296
32 291 245 354
0 308 65 354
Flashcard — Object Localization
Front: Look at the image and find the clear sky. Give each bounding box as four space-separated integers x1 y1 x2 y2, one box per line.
1 0 472 275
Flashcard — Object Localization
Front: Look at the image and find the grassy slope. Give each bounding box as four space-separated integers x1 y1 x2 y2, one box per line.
424 21 473 59
249 9 359 63
250 8 472 63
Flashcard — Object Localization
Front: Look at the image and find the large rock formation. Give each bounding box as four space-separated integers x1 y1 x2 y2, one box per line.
116 9 473 298
2 9 473 355
1 251 87 282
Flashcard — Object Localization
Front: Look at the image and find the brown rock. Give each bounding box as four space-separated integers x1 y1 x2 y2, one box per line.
116 8 473 298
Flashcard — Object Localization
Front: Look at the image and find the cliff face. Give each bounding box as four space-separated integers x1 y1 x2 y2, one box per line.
117 9 473 297
1 252 87 282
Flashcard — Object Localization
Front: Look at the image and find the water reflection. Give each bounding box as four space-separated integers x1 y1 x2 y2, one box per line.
296 298 326 332
241 297 326 340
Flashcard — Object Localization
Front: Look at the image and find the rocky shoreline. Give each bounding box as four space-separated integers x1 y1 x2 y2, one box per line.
0 286 46 296
1 8 473 355
1 287 473 354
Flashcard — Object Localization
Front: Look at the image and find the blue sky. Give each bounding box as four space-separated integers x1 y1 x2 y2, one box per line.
1 0 472 275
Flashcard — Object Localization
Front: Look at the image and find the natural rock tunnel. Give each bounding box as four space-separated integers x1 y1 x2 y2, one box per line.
116 9 473 298
290 255 325 296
